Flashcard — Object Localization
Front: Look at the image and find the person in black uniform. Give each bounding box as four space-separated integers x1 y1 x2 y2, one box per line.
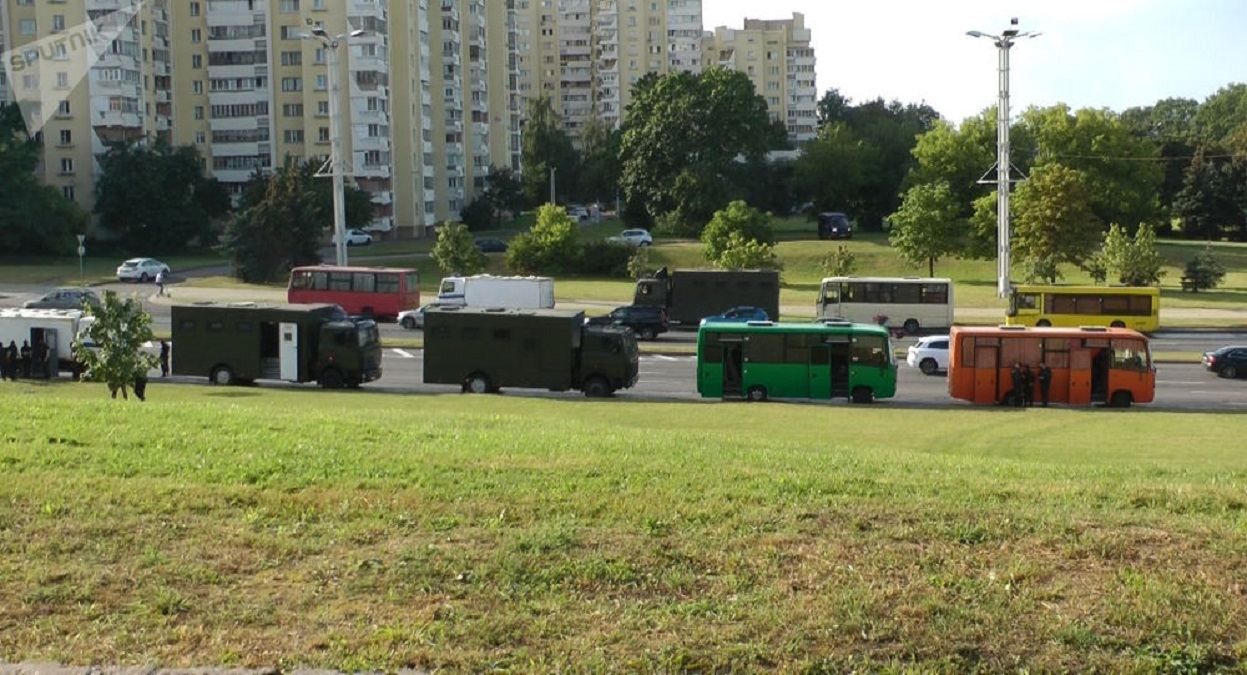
159 341 170 377
19 340 31 378
1037 363 1052 407
1020 364 1034 407
1009 363 1025 407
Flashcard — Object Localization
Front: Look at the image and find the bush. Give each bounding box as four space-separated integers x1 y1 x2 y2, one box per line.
822 245 857 277
431 222 486 276
505 203 579 274
572 240 633 277
716 232 781 271
1183 245 1226 291
627 246 652 280
459 198 494 231
701 200 775 263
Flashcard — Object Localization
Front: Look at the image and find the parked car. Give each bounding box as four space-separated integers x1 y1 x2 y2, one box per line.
701 306 770 324
23 287 100 311
567 205 590 222
398 302 452 330
334 228 373 246
585 304 668 340
474 237 508 253
608 229 653 247
1202 345 1247 379
116 258 170 283
906 335 951 376
817 212 853 240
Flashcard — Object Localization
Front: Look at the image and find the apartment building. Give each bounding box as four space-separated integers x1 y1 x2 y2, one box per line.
512 0 704 138
704 13 817 144
1 0 173 221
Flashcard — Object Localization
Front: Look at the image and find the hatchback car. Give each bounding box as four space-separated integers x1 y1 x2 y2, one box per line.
398 303 452 330
567 206 591 222
334 228 373 246
1202 345 1247 379
474 237 508 253
23 287 101 311
817 212 853 240
906 335 950 376
116 258 170 282
585 305 668 340
608 229 653 247
701 306 769 324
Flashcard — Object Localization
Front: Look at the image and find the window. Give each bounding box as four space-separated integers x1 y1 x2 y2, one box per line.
281 77 302 92
851 335 888 367
375 273 399 294
314 74 327 90
19 19 36 36
190 2 200 16
52 15 65 32
58 100 71 116
290 271 312 290
194 106 205 120
744 334 784 364
55 72 69 89
283 103 304 117
328 272 352 291
921 284 949 305
352 273 376 293
1111 339 1148 372
192 54 202 69
281 51 302 66
191 29 201 43
279 0 300 12
283 129 304 143
60 158 74 174
316 101 329 116
59 129 72 145
192 80 203 94
62 185 75 201
318 127 329 142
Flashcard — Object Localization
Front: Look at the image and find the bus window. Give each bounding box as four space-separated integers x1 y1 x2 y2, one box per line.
784 334 809 363
893 283 920 304
329 272 352 291
290 271 312 290
375 273 399 294
1101 295 1130 314
822 283 840 304
312 271 329 290
1130 295 1152 315
922 284 949 305
1111 339 1148 371
1014 293 1038 311
406 273 420 292
851 335 888 366
745 334 783 363
353 272 376 293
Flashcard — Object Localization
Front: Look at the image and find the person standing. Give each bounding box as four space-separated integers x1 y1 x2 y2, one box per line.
155 268 167 297
6 341 18 381
19 340 31 378
34 340 50 379
1020 365 1034 407
134 373 148 401
0 341 10 381
159 340 170 377
1037 363 1053 407
1009 363 1025 407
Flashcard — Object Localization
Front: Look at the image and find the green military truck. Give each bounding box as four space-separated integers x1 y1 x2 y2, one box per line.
423 307 639 397
171 302 382 388
633 267 780 328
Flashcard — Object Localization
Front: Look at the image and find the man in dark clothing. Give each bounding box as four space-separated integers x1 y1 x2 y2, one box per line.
19 341 31 378
5 341 17 381
159 341 170 377
1037 363 1053 407
1009 363 1025 407
34 340 50 379
134 374 148 401
1020 365 1034 407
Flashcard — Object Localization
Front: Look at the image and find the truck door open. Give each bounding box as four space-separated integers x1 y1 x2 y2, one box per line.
280 322 299 381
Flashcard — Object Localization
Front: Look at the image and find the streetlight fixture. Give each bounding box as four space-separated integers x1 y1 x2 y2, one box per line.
967 18 1040 298
302 25 368 266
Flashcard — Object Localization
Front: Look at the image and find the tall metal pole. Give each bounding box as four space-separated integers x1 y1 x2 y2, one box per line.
326 41 348 267
549 167 556 206
996 37 1012 299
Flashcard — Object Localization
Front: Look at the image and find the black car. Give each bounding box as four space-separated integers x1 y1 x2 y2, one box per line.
1202 345 1247 379
586 305 668 340
475 237 508 253
817 212 852 240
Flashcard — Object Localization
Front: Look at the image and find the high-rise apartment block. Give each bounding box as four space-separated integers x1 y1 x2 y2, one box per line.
704 13 817 143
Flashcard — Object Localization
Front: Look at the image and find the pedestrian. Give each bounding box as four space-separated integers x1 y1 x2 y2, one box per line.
1009 362 1025 407
1020 365 1034 407
159 340 170 377
0 342 10 381
6 341 18 381
34 340 51 379
155 268 167 297
134 373 148 401
19 340 31 378
1037 363 1052 407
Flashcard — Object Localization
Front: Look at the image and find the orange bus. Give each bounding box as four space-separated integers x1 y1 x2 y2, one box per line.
948 326 1155 407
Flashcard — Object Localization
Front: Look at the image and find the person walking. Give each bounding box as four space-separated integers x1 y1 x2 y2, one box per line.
155 268 167 297
134 373 148 401
19 340 31 378
1037 363 1053 407
1009 363 1025 407
6 341 18 381
159 341 170 377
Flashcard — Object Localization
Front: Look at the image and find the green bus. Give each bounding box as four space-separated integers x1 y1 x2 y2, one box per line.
697 320 898 403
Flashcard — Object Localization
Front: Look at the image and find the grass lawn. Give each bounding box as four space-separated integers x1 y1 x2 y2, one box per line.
0 254 225 286
2 384 1246 671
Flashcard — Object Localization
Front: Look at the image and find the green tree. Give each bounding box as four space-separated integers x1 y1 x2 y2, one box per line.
821 245 857 277
1174 147 1247 241
576 115 621 205
222 161 373 282
73 291 158 399
716 232 781 271
0 103 87 255
619 68 773 231
1011 164 1103 283
94 142 228 253
1100 222 1165 286
887 181 965 276
521 97 578 207
793 122 872 218
505 204 579 274
1192 83 1247 145
1182 244 1227 291
700 200 775 263
485 166 525 220
431 222 487 276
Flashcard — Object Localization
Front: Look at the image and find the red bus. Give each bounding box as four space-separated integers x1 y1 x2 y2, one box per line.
287 265 420 321
948 325 1155 407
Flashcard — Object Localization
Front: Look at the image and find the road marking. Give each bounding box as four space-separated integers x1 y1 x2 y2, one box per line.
650 354 680 362
391 348 415 359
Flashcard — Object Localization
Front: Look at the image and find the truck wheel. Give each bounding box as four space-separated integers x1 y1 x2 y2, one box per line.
919 358 939 376
851 386 873 404
400 316 416 330
746 385 768 402
638 327 657 340
209 365 234 386
318 368 345 389
464 373 491 394
583 376 612 398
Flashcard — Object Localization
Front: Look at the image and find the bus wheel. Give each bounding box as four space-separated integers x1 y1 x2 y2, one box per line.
1036 319 1051 327
318 368 345 389
1110 320 1125 328
747 385 768 402
1109 391 1133 408
919 358 939 376
851 387 873 404
464 373 491 394
903 318 920 335
209 365 235 386
583 376 613 398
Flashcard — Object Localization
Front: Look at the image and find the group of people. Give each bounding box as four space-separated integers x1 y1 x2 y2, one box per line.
0 339 52 381
1009 362 1053 407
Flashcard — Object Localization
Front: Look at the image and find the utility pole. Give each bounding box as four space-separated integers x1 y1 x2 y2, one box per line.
549 167 556 206
76 234 85 287
967 19 1039 298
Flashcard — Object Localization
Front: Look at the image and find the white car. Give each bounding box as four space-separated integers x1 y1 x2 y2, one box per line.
397 302 451 330
608 229 653 247
567 206 590 222
334 228 373 246
906 335 950 376
116 258 170 283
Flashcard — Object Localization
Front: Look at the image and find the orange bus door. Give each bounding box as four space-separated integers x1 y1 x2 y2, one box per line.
973 346 999 404
1068 349 1092 405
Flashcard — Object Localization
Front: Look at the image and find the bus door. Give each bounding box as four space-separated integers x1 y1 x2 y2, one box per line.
279 322 299 381
1090 347 1110 403
1068 348 1093 405
717 337 744 397
973 344 999 404
826 336 851 398
808 344 830 398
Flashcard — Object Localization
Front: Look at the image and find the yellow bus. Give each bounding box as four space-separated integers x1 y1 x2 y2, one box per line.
1005 285 1160 333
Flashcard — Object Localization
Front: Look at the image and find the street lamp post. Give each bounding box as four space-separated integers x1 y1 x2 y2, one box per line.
967 19 1039 299
304 26 367 267
76 234 85 287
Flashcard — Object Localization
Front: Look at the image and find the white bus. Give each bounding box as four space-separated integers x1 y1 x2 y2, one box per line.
816 277 954 334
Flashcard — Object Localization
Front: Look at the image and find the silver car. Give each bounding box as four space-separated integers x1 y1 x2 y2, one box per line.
23 288 100 310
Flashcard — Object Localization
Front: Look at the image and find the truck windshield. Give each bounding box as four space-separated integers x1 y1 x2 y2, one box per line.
357 323 379 347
